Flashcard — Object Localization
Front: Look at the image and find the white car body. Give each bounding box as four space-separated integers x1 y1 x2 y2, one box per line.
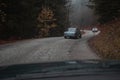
92 27 98 32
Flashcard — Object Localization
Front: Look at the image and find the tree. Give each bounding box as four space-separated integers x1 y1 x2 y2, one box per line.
90 0 120 23
36 0 70 37
0 0 38 39
0 0 7 39
0 0 70 39
37 7 56 37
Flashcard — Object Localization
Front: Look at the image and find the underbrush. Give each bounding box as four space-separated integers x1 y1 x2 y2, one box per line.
90 19 120 60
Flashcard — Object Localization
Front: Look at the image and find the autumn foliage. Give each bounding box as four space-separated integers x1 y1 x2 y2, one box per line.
37 7 57 37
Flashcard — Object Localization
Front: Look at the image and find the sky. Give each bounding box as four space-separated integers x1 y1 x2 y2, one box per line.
69 0 97 27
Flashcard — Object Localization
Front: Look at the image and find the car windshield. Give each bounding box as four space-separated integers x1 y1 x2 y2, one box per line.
0 0 120 79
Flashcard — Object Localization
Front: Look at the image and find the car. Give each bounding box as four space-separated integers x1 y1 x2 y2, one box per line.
64 28 82 39
92 27 98 32
1 60 120 80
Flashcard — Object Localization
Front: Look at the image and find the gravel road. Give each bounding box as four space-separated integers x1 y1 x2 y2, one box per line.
0 30 100 66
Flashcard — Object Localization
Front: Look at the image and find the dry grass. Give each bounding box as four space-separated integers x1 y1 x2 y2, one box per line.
89 19 120 60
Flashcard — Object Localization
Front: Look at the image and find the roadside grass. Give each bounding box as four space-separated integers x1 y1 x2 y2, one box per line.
89 19 120 60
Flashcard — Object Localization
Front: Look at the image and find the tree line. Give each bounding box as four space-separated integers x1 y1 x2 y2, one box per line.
90 0 120 24
0 0 70 39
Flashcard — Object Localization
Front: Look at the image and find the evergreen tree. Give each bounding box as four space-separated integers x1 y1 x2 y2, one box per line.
90 0 120 23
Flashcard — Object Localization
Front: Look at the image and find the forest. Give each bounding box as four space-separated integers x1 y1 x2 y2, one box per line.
90 0 120 23
0 0 70 40
0 0 120 41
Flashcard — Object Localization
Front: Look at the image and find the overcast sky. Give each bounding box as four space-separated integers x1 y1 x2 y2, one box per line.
69 0 97 27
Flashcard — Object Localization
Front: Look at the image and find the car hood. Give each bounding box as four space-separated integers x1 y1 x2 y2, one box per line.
0 60 120 79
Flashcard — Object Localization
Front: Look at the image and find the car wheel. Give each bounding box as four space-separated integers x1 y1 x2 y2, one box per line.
77 36 79 39
64 36 67 39
75 36 79 39
79 35 82 38
76 35 81 39
64 36 69 39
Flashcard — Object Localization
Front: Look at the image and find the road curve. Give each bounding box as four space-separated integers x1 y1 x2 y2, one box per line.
0 30 100 66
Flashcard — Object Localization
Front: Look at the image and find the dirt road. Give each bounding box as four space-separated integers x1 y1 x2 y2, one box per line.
0 30 100 66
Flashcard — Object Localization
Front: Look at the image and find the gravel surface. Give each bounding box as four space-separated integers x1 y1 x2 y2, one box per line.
0 30 100 66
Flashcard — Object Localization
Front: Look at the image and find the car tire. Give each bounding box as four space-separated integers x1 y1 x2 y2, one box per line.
75 36 79 39
64 36 69 39
76 35 81 39
64 36 67 39
79 35 82 38
77 36 79 39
